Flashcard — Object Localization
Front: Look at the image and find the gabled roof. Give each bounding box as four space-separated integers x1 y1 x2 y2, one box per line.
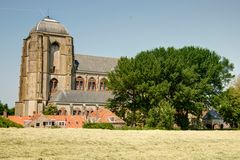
75 54 118 74
89 108 125 124
50 90 113 104
8 115 84 128
203 109 223 120
8 116 32 125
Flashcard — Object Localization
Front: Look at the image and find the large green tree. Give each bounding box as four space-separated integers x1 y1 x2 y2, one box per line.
217 77 240 128
107 47 234 129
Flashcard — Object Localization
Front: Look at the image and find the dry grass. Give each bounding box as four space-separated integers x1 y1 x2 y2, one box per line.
0 129 240 160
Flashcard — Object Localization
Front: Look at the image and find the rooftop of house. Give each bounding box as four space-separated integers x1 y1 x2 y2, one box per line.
203 109 223 120
75 54 118 74
89 108 125 124
8 115 85 128
8 108 125 128
50 90 113 104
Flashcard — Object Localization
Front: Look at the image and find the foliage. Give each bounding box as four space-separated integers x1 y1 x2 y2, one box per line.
217 77 240 128
146 100 176 129
0 101 14 116
7 107 15 115
175 113 190 130
107 46 234 129
43 104 58 115
0 116 23 128
83 123 114 129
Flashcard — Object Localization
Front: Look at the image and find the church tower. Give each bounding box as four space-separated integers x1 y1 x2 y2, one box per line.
15 17 75 116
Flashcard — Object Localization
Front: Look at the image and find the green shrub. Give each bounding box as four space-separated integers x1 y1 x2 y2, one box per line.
0 117 23 128
43 104 58 115
83 123 114 129
146 100 176 130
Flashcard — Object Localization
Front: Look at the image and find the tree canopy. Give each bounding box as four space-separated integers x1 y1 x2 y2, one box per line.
0 101 14 116
107 46 234 129
43 104 58 115
217 77 240 128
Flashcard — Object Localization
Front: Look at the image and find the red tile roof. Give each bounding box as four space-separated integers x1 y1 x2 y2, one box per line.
8 108 124 128
8 115 84 128
89 108 125 124
47 115 84 128
8 116 32 125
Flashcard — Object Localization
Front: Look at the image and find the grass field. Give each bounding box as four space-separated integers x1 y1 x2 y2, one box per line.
0 129 240 160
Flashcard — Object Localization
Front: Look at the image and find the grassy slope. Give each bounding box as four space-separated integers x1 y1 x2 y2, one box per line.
0 117 23 128
0 129 239 160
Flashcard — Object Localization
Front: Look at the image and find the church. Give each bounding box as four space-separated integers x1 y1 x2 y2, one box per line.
15 16 118 117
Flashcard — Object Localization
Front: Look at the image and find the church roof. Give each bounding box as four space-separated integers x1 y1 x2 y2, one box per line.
50 90 113 104
75 54 118 74
30 16 69 35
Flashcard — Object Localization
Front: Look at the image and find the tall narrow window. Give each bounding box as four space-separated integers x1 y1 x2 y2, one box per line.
88 77 96 91
100 78 107 91
50 78 58 93
50 42 60 73
76 76 84 90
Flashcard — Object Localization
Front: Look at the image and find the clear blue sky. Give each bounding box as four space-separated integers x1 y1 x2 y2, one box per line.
0 0 240 107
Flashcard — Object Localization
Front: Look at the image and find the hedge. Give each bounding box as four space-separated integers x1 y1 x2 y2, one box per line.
83 123 114 129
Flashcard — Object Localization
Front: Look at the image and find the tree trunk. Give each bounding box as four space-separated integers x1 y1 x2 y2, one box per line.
131 110 136 127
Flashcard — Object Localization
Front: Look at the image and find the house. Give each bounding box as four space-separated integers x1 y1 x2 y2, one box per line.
8 108 125 128
202 109 225 129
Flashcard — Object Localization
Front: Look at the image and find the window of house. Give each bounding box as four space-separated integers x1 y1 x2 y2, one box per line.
88 77 96 91
58 110 62 115
100 78 107 91
24 120 31 125
109 117 115 122
50 42 60 73
36 123 40 127
57 121 65 126
74 60 79 70
73 110 77 115
76 76 84 90
50 78 58 93
58 107 67 115
43 121 52 126
73 108 81 116
86 111 89 117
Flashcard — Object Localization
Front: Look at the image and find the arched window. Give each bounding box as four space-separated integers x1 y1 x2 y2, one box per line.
76 76 84 90
50 42 60 73
100 78 107 91
58 107 67 115
50 78 58 93
88 77 96 91
73 107 81 115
